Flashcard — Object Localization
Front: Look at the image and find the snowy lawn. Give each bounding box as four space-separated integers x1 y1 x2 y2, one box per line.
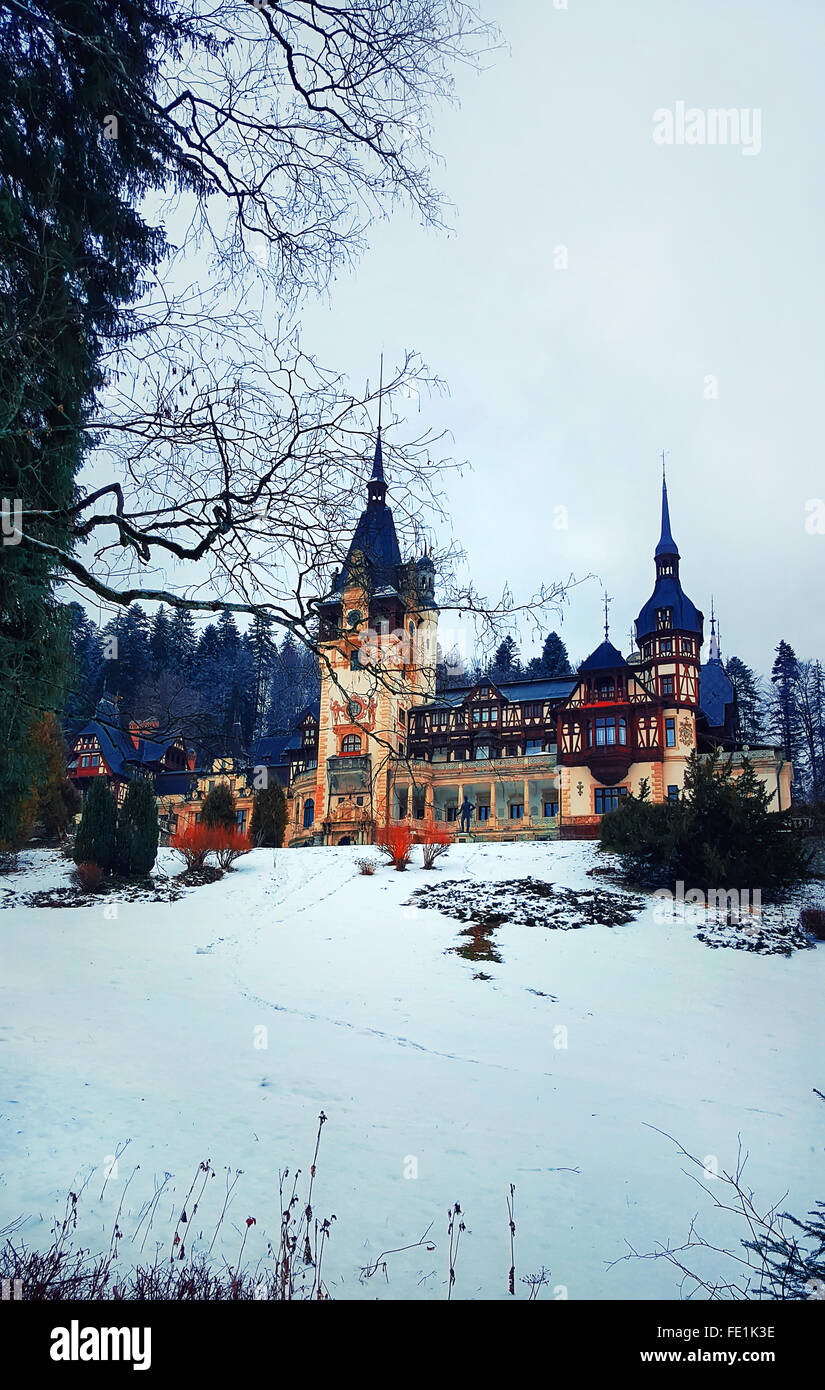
0 840 823 1299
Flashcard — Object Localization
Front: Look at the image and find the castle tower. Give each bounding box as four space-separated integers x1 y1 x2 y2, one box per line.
300 428 439 845
634 462 704 780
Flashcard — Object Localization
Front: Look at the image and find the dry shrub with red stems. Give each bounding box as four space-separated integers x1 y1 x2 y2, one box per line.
169 823 220 872
376 823 414 871
74 861 103 892
213 828 252 870
419 820 453 869
170 823 251 873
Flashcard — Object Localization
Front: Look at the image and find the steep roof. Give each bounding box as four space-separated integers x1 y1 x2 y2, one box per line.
699 659 735 730
655 476 679 557
578 640 627 672
636 471 702 639
636 578 703 639
328 429 403 595
420 675 577 710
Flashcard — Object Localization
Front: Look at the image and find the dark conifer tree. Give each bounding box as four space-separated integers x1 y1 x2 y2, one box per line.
74 777 117 871
488 635 520 681
769 640 803 797
539 631 572 677
115 775 158 877
168 608 198 677
149 607 173 678
250 780 288 848
725 656 765 745
201 782 236 831
0 0 192 844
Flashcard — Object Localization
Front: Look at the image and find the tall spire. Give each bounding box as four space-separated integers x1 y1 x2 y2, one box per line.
655 450 679 558
367 352 387 504
708 598 721 662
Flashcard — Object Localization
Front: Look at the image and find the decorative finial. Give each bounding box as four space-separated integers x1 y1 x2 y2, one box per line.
661 447 668 483
603 590 612 641
377 351 384 436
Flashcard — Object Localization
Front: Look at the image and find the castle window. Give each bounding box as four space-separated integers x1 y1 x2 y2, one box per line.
303 798 315 828
543 800 559 818
596 680 615 701
667 785 680 802
80 755 90 768
618 717 627 745
660 639 673 655
661 676 674 696
350 650 361 670
477 804 490 822
656 608 674 630
475 744 491 761
665 718 676 747
594 787 627 814
594 717 617 747
681 639 693 654
446 805 458 822
526 739 543 756
342 734 362 754
509 803 524 820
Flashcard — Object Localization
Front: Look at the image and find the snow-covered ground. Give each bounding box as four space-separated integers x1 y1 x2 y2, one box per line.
0 840 822 1299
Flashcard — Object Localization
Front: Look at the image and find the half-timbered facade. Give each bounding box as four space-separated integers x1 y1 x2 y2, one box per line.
281 451 791 845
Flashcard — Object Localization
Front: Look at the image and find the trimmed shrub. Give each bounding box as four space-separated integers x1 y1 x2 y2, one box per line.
114 776 159 878
201 782 237 831
800 907 825 941
73 777 117 873
355 857 377 875
250 781 288 847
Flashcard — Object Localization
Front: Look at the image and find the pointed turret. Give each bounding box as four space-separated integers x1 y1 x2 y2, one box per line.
635 462 702 644
655 472 679 559
366 426 387 506
329 425 401 596
708 600 721 662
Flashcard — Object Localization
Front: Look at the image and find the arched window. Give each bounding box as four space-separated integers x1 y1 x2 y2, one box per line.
342 734 362 754
303 798 315 828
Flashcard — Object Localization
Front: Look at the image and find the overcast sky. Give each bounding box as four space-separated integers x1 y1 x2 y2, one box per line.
295 0 825 677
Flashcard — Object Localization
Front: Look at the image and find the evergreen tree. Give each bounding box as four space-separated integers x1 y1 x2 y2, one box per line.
201 781 237 831
601 749 809 890
796 659 825 805
250 780 288 847
12 712 80 845
73 777 117 871
149 606 173 679
769 641 803 798
539 631 572 677
0 0 186 845
488 635 520 681
168 607 198 677
115 775 159 877
725 656 765 745
65 603 104 721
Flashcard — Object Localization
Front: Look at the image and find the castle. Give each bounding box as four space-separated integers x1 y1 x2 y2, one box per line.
282 432 790 846
66 429 791 844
